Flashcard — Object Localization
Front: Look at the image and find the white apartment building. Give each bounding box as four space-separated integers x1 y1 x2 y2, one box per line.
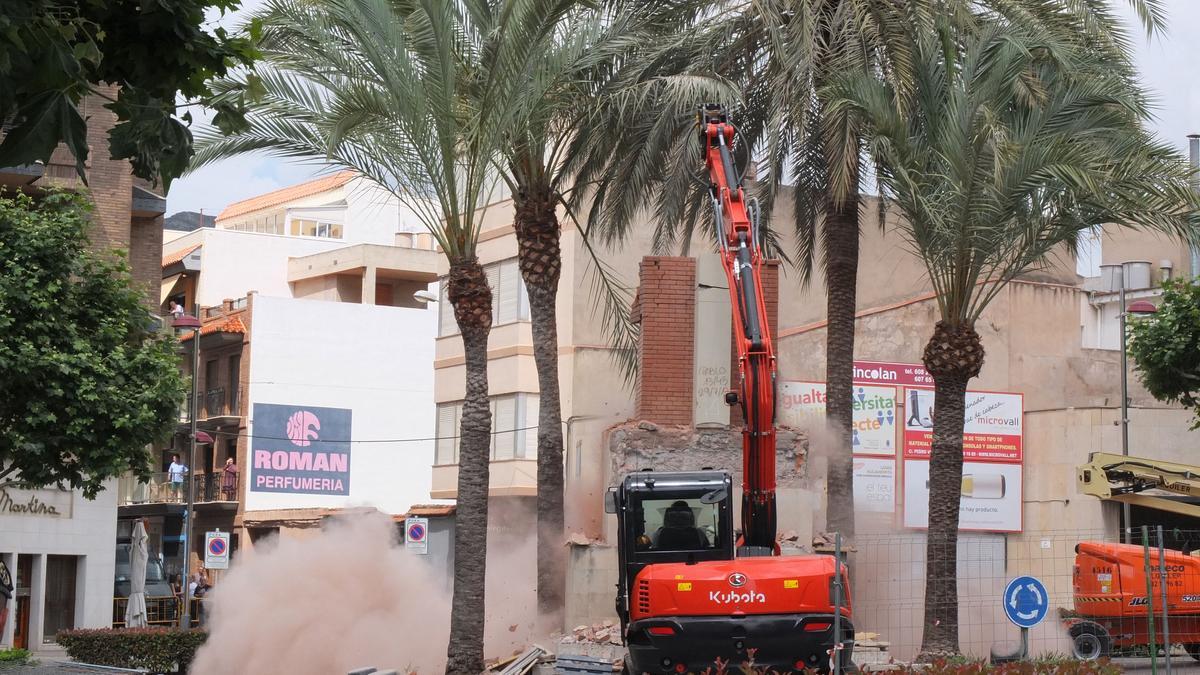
120 173 442 583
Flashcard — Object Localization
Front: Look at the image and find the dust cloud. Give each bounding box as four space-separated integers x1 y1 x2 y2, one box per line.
191 513 450 674
191 508 543 675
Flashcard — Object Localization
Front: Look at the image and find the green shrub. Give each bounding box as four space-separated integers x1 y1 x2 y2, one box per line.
56 628 207 674
890 657 1122 674
0 648 30 664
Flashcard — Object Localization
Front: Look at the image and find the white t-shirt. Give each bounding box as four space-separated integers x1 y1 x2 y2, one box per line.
168 462 188 483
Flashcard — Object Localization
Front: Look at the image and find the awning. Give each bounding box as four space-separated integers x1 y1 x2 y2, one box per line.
160 274 184 304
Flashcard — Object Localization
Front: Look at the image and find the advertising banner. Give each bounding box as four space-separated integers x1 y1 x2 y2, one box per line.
902 389 1023 462
902 459 1022 532
778 382 898 456
853 457 896 513
251 403 352 495
852 361 935 387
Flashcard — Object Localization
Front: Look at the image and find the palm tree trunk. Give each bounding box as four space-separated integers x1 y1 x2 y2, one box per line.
918 320 985 658
823 189 859 543
445 258 493 675
513 181 566 620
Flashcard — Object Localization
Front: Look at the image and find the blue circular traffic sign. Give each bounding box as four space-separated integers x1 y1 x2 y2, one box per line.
1003 575 1048 628
407 523 426 541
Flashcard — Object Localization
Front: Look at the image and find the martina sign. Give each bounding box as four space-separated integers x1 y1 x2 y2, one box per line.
251 403 352 495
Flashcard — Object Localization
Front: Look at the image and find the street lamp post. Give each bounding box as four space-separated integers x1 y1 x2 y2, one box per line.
172 312 201 630
1117 265 1158 540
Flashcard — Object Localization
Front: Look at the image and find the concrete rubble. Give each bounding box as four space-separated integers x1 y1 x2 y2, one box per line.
563 620 623 647
853 631 894 669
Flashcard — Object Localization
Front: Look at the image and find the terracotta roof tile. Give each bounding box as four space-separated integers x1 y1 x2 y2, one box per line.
216 171 356 222
162 244 201 269
180 315 246 341
399 504 456 518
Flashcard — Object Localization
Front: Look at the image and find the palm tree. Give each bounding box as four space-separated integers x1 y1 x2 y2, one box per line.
825 16 1199 656
484 1 735 620
190 1 525 670
572 0 1172 547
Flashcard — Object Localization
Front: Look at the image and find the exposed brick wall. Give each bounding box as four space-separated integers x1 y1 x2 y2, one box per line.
730 260 781 427
130 215 163 304
635 257 696 426
32 89 159 307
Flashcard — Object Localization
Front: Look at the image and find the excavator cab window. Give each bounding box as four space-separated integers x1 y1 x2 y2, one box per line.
641 498 718 552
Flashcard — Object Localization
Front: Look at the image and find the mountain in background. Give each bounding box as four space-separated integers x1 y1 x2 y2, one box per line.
164 211 216 232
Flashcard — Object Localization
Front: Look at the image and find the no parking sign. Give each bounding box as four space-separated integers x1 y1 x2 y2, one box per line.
405 517 429 555
205 530 230 569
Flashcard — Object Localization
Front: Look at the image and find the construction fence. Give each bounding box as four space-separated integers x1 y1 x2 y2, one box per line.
846 526 1200 664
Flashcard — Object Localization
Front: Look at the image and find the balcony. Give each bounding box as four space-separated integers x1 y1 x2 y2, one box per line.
117 470 241 506
203 386 244 424
177 387 244 427
430 459 536 499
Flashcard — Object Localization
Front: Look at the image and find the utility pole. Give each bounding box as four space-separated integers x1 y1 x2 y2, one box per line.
174 308 201 629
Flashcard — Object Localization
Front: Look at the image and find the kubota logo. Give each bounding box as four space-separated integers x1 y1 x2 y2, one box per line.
709 590 766 604
728 572 747 588
286 410 321 447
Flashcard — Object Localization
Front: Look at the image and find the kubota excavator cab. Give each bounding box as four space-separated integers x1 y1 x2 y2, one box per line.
607 470 853 674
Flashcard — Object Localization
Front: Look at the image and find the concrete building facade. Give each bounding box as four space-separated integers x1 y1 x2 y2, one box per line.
119 174 443 591
430 194 1200 656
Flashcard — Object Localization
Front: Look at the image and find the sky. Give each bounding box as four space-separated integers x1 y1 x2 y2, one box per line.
164 0 1200 217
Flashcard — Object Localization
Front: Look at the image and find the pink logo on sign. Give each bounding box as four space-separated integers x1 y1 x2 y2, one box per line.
286 410 321 447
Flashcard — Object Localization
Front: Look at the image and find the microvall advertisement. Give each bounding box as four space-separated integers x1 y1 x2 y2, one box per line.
777 381 898 457
902 459 1022 532
902 389 1023 462
250 403 353 495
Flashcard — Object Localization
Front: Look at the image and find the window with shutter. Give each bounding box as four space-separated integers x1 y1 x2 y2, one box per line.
485 263 502 326
437 279 458 337
493 396 517 459
435 403 459 464
522 395 540 459
497 260 522 324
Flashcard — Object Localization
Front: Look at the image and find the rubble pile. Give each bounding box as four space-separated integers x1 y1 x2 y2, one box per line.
562 621 623 646
853 632 893 668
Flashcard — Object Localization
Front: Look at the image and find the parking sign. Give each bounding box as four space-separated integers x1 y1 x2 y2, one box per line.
405 518 429 555
205 530 230 569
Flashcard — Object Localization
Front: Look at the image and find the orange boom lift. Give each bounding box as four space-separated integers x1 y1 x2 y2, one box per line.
1070 452 1200 660
605 105 853 674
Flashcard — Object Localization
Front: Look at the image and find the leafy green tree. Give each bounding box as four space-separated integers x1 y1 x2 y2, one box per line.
1129 279 1200 428
0 0 258 189
0 191 187 497
826 17 1199 655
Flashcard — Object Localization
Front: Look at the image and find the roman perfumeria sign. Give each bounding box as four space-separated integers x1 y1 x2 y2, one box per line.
251 403 352 495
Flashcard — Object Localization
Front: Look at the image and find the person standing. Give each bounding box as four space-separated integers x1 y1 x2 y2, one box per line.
220 456 239 501
167 454 188 503
168 300 185 319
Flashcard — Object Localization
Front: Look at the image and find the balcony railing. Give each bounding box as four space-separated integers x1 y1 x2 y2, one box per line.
203 386 244 420
112 597 205 628
117 470 240 506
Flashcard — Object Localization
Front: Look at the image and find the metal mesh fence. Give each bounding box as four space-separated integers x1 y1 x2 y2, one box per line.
839 527 1200 665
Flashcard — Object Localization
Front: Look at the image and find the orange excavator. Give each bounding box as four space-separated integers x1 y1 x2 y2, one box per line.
605 105 853 674
1071 452 1200 660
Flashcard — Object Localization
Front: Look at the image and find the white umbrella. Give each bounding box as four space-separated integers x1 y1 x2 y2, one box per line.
125 520 149 628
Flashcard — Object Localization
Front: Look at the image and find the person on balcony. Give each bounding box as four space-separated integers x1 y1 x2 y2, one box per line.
167 454 188 503
221 456 239 501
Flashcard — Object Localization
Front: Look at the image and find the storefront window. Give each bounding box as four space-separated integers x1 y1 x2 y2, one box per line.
43 555 77 641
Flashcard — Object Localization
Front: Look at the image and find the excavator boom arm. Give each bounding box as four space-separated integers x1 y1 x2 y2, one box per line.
699 104 778 552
